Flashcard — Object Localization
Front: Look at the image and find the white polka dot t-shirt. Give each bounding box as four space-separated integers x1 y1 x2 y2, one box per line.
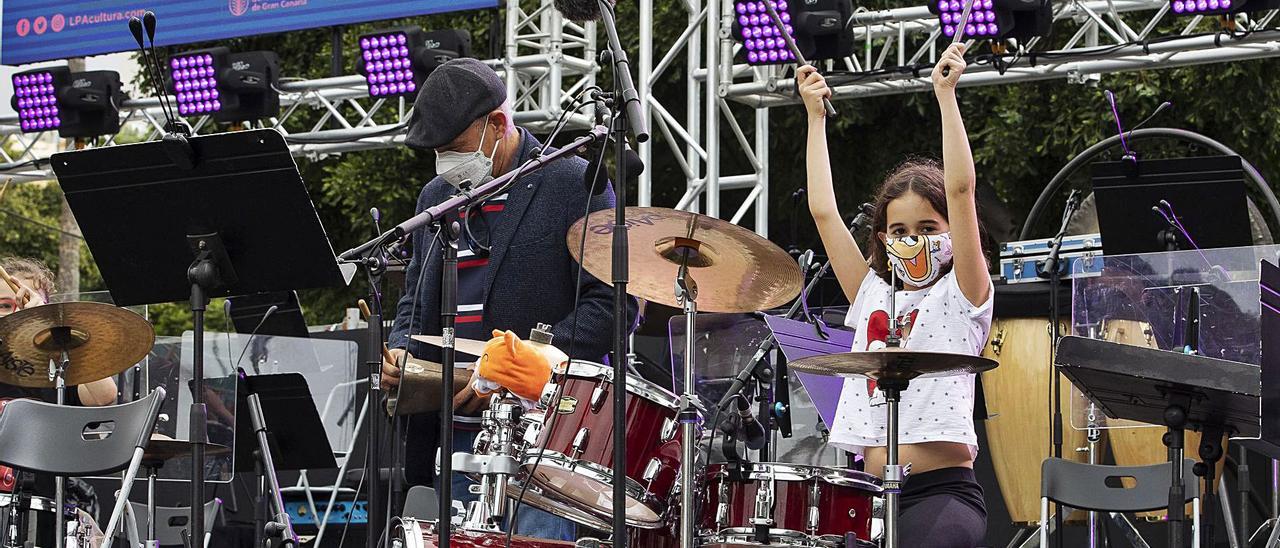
829 269 993 456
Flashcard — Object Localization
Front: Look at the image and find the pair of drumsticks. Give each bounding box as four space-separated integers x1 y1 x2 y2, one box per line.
0 263 38 310
357 298 400 365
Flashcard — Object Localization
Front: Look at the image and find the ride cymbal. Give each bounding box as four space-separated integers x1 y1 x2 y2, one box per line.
0 302 154 387
567 207 802 313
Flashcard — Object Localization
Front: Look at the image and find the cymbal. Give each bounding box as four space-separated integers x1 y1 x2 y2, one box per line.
567 207 802 313
0 302 154 388
143 434 230 463
789 348 998 382
409 335 488 359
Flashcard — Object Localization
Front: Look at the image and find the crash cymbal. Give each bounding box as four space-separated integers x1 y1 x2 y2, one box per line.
567 207 802 313
143 434 230 463
409 335 488 359
789 348 998 382
0 302 154 388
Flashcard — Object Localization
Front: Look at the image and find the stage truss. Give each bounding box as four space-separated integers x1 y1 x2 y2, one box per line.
3 0 1279 237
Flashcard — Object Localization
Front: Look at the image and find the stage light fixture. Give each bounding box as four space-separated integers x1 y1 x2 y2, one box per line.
1170 0 1279 16
12 67 69 134
11 67 125 138
56 71 127 138
929 0 1051 41
357 27 473 98
731 0 854 66
169 47 281 122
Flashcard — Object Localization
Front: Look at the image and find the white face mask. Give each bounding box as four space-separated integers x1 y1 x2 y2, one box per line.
435 120 501 189
884 232 954 286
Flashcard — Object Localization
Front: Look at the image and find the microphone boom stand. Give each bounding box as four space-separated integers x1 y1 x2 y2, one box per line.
1045 190 1081 548
595 1 647 545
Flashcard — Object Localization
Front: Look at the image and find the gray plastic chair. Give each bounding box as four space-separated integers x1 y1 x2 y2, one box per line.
0 387 166 541
1040 457 1201 547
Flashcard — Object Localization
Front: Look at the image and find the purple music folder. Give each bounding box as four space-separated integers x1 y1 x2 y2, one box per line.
763 315 854 427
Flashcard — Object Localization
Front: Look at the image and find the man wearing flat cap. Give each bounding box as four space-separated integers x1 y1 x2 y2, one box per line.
382 58 636 538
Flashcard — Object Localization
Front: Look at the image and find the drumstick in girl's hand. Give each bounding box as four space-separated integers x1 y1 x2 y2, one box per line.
0 264 24 296
358 299 399 365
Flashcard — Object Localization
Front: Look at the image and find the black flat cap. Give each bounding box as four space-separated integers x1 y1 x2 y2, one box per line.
405 58 506 151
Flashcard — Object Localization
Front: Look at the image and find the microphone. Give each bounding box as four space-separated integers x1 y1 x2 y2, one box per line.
130 12 180 134
553 0 607 22
716 201 875 412
553 0 648 142
848 202 874 235
735 395 767 451
583 140 645 195
235 304 279 373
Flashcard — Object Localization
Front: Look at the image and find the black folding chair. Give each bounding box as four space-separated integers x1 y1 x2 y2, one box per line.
1040 457 1201 547
0 387 166 541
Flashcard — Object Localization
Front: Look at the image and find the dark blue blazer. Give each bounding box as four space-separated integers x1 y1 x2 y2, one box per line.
388 128 636 362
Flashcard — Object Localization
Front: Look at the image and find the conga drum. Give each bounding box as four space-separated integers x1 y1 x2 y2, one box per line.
981 317 1091 524
1100 318 1224 519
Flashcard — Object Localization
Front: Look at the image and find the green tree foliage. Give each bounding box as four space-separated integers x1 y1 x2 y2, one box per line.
3 3 1279 334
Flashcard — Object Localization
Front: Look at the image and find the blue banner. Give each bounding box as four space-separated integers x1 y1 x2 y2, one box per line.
2 0 497 66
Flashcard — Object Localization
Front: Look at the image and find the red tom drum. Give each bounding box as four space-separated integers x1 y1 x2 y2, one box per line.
521 360 691 530
699 463 882 547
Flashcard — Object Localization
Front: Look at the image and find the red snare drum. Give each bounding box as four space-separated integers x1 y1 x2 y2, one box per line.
699 463 881 547
522 360 690 529
395 518 573 548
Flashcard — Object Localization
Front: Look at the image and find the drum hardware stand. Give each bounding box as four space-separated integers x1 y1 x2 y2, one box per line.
675 250 700 548
454 395 523 532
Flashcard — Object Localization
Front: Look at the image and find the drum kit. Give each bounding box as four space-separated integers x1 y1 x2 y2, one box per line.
0 300 225 548
394 207 998 548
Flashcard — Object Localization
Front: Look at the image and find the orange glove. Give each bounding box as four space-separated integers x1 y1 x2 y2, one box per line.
475 329 554 402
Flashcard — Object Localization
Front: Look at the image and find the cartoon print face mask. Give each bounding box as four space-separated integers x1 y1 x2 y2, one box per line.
884 232 953 286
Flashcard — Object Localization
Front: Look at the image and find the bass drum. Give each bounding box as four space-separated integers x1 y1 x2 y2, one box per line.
1099 318 1224 520
981 317 1090 525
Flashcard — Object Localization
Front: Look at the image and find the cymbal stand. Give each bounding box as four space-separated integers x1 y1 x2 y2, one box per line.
144 460 162 548
1254 459 1280 547
882 268 904 548
43 327 77 548
675 250 700 548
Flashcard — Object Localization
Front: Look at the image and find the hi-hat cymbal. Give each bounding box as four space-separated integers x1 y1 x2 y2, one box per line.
409 335 488 359
567 207 802 313
0 302 154 387
144 434 231 464
789 348 998 382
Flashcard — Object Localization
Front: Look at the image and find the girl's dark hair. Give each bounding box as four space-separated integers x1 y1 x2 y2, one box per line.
866 158 990 283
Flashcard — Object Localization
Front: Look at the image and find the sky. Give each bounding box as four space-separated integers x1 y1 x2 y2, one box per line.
0 1 143 118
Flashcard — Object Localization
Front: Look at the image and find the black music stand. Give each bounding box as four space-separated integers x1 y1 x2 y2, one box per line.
229 291 309 339
51 129 350 546
1092 155 1251 255
236 373 335 544
1056 335 1260 548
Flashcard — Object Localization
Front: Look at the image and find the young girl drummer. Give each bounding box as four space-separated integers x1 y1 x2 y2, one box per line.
798 43 992 547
